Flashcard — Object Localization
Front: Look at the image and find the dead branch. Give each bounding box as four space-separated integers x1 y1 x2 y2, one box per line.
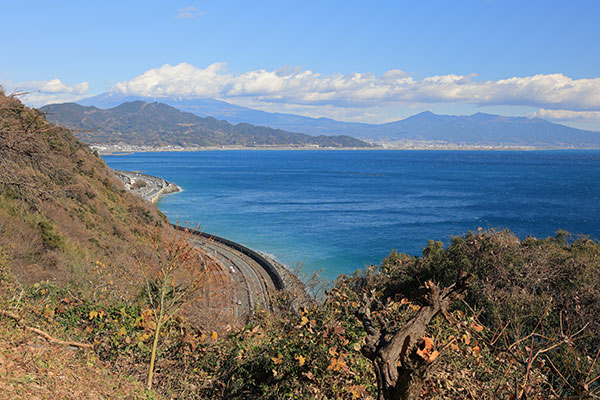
0 309 93 349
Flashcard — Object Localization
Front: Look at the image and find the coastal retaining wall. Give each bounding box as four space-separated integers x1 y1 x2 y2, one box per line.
173 224 285 290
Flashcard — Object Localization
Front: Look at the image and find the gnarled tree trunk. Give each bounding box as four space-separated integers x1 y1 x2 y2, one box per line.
358 273 470 400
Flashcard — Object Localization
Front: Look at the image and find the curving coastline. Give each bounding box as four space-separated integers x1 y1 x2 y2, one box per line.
113 169 309 319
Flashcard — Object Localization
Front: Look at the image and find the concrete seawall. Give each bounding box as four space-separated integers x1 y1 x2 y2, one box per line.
114 169 287 297
173 225 285 290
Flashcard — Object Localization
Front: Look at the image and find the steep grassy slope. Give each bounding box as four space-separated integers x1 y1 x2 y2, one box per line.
0 91 183 398
0 91 169 293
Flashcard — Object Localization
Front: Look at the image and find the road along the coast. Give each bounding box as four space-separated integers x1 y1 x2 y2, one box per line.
188 233 276 320
113 170 286 324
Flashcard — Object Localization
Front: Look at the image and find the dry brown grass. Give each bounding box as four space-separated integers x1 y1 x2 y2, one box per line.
0 92 169 297
0 323 155 400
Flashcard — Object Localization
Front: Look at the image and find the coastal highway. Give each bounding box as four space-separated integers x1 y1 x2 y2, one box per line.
190 236 275 319
113 169 283 323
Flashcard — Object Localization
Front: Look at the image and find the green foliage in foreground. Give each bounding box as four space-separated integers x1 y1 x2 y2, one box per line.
1 229 599 399
357 229 600 398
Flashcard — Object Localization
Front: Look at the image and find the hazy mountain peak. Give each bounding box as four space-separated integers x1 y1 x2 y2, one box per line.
413 110 436 117
470 111 495 118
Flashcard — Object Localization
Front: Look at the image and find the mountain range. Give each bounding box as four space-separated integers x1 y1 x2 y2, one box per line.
74 92 600 148
378 111 600 147
40 101 370 148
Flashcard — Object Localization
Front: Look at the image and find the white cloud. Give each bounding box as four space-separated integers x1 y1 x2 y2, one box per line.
534 108 600 122
176 6 204 19
2 78 90 107
113 63 600 112
114 62 228 98
20 78 89 95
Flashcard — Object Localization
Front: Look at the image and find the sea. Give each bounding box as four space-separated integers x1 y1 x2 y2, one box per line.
103 150 600 281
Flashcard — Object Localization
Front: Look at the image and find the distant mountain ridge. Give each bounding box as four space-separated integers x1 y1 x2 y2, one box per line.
77 93 382 138
40 101 370 148
75 93 600 147
379 111 600 147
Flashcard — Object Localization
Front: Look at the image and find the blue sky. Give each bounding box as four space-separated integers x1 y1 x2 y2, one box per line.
2 0 600 129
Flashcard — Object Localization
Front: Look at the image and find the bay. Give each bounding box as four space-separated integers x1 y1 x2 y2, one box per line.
104 150 600 280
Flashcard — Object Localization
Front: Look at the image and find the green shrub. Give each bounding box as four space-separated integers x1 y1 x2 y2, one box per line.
38 220 65 250
342 230 600 399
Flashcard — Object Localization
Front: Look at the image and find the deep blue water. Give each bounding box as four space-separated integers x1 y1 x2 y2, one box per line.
104 150 600 280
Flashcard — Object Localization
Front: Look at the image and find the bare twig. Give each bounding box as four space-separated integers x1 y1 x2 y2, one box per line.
0 309 93 349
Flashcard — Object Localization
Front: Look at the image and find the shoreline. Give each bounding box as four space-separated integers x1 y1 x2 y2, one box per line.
114 169 311 311
97 145 600 155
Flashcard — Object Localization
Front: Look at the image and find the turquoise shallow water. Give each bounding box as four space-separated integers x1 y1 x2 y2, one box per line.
104 150 600 281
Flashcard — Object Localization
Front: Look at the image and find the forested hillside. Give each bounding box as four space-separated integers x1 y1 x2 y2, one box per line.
41 101 371 148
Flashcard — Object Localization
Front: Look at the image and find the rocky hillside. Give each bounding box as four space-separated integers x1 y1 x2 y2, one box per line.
41 101 371 148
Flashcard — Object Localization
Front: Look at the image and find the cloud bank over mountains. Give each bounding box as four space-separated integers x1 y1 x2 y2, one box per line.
534 108 600 122
2 79 89 107
9 62 600 125
112 63 600 113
